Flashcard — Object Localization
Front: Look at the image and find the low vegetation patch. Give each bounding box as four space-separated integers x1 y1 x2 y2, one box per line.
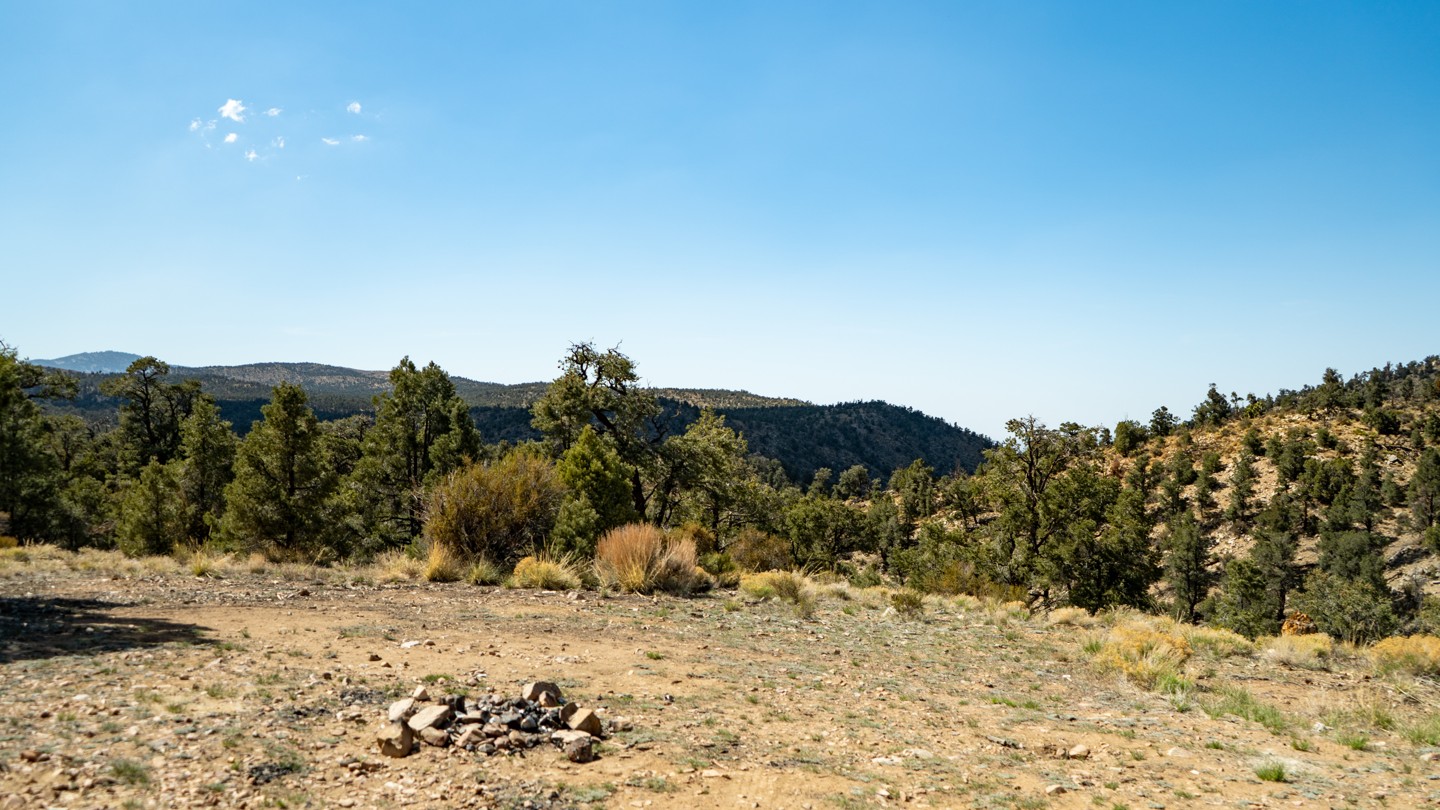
510 554 583 591
1260 633 1334 669
594 523 704 595
1202 686 1289 734
1090 618 1193 689
1370 634 1440 677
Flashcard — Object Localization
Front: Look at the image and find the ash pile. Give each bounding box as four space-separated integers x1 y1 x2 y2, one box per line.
377 681 625 763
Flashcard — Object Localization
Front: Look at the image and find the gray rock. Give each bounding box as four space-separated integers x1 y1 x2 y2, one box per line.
407 704 452 732
419 727 449 747
564 735 596 763
387 698 416 723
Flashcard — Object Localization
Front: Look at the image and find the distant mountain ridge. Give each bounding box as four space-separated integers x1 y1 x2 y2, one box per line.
40 356 994 480
31 351 143 374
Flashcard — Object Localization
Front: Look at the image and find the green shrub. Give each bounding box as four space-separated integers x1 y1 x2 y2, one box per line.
424 447 564 565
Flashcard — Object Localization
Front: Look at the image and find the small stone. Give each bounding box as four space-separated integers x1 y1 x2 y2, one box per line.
20 750 41 763
368 653 382 662
1421 752 1440 762
1165 747 1190 758
539 691 562 708
376 722 413 758
387 698 416 723
1045 785 1067 796
522 681 562 703
1067 744 1090 760
558 702 580 723
508 730 527 747
609 716 634 732
456 727 485 749
407 704 452 732
400 640 422 649
338 800 356 808
567 707 602 736
701 769 728 779
419 727 449 747
564 735 596 763
411 685 430 701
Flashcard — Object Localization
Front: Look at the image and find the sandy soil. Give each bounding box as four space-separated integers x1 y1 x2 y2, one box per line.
3 566 1439 809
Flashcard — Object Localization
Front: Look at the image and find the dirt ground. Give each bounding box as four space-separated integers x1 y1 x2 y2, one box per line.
3 563 1440 809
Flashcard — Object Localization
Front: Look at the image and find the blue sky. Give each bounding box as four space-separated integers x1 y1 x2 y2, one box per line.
3 1 1437 439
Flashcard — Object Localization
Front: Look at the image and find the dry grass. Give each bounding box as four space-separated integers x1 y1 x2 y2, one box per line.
509 554 582 591
0 535 18 550
740 570 808 602
423 543 464 583
1183 625 1255 659
1260 634 1335 669
1047 606 1100 628
372 549 424 583
464 557 504 586
1091 617 1193 689
594 524 703 595
1370 634 1440 677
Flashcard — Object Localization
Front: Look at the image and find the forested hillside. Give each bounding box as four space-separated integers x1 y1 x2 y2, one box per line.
10 340 1440 649
34 357 990 482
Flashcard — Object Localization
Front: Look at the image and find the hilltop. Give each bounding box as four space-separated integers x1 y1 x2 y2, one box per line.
38 357 993 481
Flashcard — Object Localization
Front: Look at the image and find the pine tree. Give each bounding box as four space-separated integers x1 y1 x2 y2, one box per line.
1225 449 1256 528
1164 511 1215 623
345 358 480 549
115 459 184 556
176 398 236 541
219 383 337 559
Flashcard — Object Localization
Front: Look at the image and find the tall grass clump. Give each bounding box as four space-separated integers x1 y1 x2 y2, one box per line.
464 556 504 586
373 548 424 583
509 554 583 591
1260 633 1334 669
1090 618 1193 690
1370 634 1440 677
423 543 464 583
594 523 703 594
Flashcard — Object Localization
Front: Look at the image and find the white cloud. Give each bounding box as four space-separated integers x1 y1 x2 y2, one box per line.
264 107 282 117
352 134 368 142
346 101 361 114
244 149 258 162
219 98 247 123
321 137 340 146
273 136 285 149
223 133 238 144
189 119 202 132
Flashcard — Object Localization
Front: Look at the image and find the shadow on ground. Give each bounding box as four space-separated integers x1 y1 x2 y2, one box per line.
0 595 211 664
